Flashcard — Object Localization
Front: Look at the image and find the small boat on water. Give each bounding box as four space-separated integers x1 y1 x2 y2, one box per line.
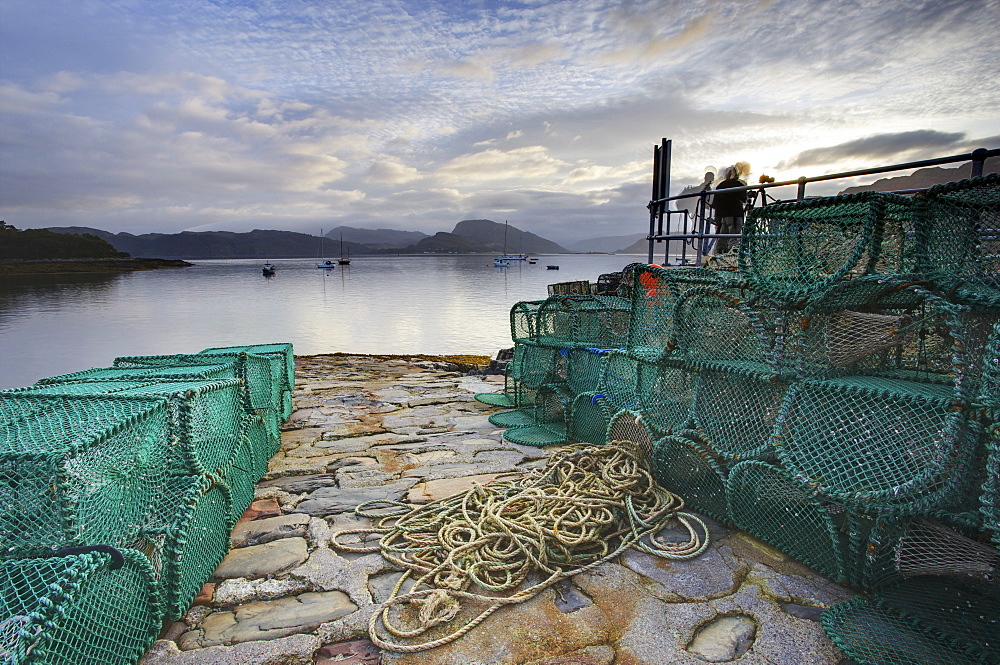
316 229 337 268
493 257 509 267
528 258 538 264
547 265 559 270
262 262 276 275
337 234 350 265
493 220 528 265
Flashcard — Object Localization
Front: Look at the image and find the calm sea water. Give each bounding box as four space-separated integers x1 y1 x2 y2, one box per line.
0 254 643 390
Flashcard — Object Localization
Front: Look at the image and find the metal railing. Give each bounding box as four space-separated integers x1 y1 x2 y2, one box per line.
645 141 1000 266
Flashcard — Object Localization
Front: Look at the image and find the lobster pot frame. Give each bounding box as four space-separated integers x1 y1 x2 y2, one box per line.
636 360 697 435
138 475 232 620
726 460 849 583
606 409 661 461
502 385 571 447
0 549 162 665
475 375 537 409
652 434 728 523
200 343 295 407
15 380 247 476
739 191 916 301
625 265 722 363
567 347 618 396
568 392 615 445
689 361 789 463
598 351 641 413
774 377 972 515
534 295 630 349
822 595 991 665
0 394 168 553
916 173 1000 308
671 286 776 368
506 342 568 390
510 300 546 345
114 352 280 424
214 432 267 525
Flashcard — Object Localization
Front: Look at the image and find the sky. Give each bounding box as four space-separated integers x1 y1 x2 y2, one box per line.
1 0 998 245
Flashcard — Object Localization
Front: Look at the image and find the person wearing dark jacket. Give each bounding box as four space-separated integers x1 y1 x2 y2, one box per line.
712 162 749 254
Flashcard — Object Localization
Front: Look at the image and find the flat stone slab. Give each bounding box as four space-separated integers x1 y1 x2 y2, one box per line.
213 538 308 580
257 474 337 494
622 544 746 601
229 514 310 548
406 473 502 503
294 479 419 516
178 591 357 649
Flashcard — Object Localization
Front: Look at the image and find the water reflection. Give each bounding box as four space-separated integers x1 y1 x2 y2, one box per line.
0 255 639 389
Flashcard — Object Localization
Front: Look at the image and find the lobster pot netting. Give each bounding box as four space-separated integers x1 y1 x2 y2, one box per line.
0 395 168 553
636 360 696 435
534 295 630 349
727 460 848 583
598 351 641 413
774 377 972 515
606 409 661 461
625 266 722 363
567 347 619 396
506 342 568 390
568 392 615 445
821 595 991 665
475 375 537 409
502 385 571 447
689 361 788 463
671 286 776 368
510 300 546 345
137 475 232 620
0 549 161 665
200 343 295 398
739 191 916 301
652 435 728 523
917 173 1000 308
114 353 280 422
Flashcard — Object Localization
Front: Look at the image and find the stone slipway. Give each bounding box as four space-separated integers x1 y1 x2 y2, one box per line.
141 353 857 665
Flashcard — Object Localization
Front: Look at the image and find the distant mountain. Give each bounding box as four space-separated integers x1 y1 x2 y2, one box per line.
839 156 999 194
450 219 568 254
326 226 427 249
566 232 647 253
46 228 333 259
615 237 652 254
405 232 492 253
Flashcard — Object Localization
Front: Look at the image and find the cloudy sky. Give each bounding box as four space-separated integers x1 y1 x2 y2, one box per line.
2 0 998 244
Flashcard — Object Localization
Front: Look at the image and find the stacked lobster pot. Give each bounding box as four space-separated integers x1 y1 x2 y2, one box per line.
481 174 1000 665
0 343 292 664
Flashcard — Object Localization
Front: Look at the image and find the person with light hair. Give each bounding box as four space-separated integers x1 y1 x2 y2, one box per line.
711 162 750 255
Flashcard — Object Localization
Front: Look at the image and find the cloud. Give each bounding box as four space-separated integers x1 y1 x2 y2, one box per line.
434 146 569 182
780 130 968 168
364 161 422 184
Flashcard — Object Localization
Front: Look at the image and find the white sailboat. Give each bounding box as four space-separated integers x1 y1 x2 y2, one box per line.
317 229 336 268
494 220 527 266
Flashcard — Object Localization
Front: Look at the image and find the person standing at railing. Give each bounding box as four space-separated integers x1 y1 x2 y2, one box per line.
712 161 750 254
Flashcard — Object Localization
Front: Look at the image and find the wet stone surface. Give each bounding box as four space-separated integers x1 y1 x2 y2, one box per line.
140 353 855 665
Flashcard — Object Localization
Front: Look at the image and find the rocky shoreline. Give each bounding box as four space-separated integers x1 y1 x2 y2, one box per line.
140 353 855 665
0 257 192 275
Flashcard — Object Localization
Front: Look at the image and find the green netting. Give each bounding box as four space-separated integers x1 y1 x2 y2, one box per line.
566 347 619 395
983 411 1000 546
636 359 696 435
774 377 971 514
488 408 538 428
502 422 568 447
476 375 537 410
200 343 295 397
916 173 1000 308
689 360 788 462
242 411 280 474
510 300 546 345
529 295 630 349
822 596 991 665
11 380 247 476
113 352 279 418
652 434 728 522
506 342 568 389
606 409 661 460
740 191 916 300
0 549 161 665
215 433 264 524
475 392 516 408
0 394 169 553
726 460 847 582
37 362 240 385
598 350 641 413
671 286 775 367
568 392 614 445
625 265 722 363
501 385 572 447
138 475 232 620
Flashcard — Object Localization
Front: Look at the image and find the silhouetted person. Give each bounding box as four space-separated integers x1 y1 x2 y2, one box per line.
712 162 749 254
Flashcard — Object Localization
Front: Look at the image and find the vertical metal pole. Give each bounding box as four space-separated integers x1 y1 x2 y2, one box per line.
796 176 807 201
971 148 987 178
661 139 672 264
648 142 660 264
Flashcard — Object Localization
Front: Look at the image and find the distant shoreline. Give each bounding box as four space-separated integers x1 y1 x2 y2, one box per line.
0 257 193 276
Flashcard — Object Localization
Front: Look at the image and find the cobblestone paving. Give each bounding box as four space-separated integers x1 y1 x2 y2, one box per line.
141 354 855 665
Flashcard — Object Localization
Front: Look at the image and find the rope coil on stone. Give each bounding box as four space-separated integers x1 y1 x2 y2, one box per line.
331 440 709 653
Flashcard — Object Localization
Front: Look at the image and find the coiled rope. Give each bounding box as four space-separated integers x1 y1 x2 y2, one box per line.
331 440 710 653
